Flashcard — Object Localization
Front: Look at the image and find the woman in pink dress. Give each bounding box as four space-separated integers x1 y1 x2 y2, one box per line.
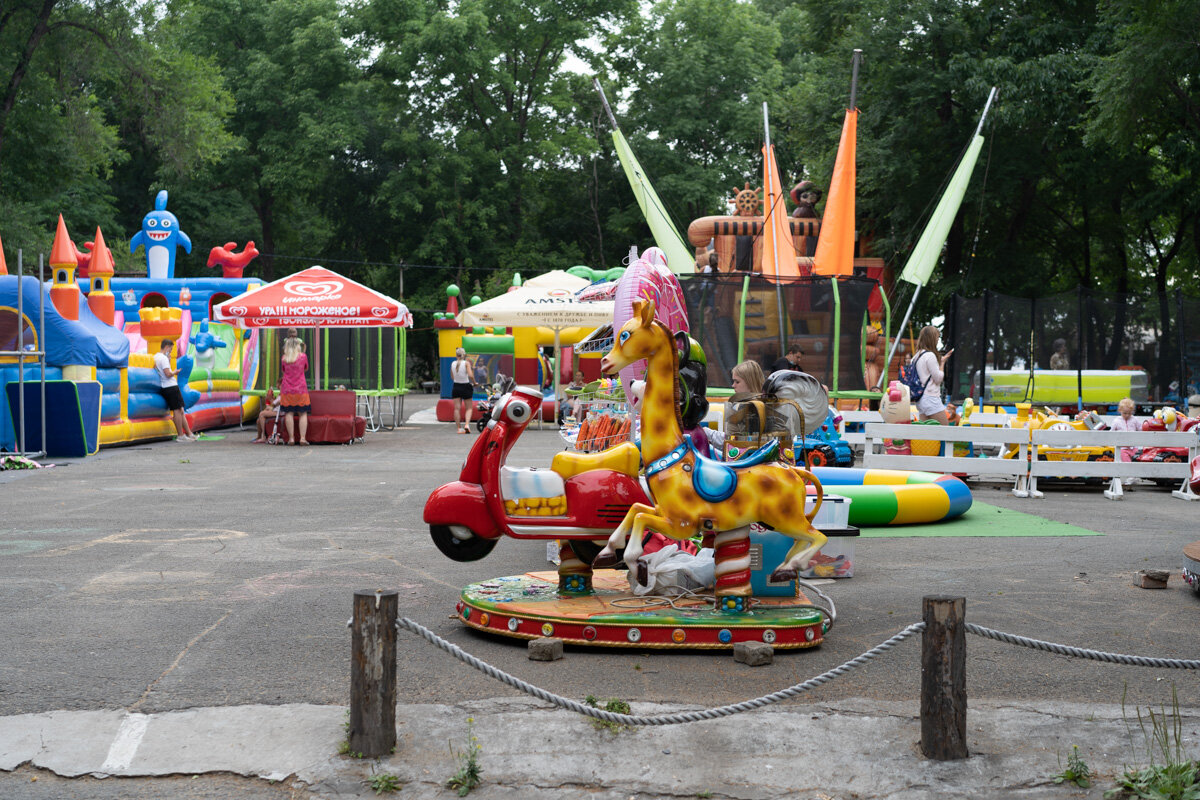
279 333 310 445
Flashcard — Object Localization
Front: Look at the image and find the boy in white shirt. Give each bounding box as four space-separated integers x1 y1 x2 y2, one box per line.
154 339 195 441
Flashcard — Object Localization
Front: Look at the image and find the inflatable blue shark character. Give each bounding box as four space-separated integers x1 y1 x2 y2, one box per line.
189 320 228 373
130 190 192 279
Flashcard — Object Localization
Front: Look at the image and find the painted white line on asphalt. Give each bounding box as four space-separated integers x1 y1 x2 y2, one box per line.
99 712 150 773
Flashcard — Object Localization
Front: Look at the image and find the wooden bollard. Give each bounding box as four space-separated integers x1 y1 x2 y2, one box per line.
920 596 968 760
350 590 398 757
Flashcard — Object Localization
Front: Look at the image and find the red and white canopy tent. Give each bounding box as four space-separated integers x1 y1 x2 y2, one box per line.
214 265 412 387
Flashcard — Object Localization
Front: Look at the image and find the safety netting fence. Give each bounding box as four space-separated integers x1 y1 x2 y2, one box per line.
945 288 1200 407
677 274 881 395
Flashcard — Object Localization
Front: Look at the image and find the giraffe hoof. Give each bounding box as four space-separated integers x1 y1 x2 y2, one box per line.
770 567 798 583
591 551 619 569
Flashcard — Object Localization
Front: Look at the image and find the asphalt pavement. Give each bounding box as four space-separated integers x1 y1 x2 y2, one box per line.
1 391 1198 798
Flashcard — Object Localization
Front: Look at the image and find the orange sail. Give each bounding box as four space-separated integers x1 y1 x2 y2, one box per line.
760 142 799 280
812 108 857 276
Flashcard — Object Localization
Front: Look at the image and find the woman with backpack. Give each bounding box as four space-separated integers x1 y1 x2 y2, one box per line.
910 325 954 424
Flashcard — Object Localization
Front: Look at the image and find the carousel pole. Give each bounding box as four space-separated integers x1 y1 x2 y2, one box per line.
764 101 788 358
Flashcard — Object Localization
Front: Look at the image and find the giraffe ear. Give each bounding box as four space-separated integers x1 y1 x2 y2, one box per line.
637 298 656 326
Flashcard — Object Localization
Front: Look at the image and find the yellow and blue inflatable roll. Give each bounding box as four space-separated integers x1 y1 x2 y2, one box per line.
810 468 972 526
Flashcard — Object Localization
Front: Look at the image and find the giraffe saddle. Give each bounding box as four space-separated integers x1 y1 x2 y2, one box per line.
645 436 779 504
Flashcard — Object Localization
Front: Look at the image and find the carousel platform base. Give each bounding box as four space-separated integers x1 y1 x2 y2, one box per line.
456 570 827 650
1184 540 1200 596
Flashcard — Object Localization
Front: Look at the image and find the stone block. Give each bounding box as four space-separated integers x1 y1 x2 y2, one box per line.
1135 569 1169 589
733 641 774 666
528 637 563 661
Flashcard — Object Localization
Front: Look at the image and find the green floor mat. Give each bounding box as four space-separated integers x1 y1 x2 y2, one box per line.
860 501 1103 538
193 433 225 441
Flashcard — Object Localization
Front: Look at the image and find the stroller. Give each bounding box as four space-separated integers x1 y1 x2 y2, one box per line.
475 374 517 432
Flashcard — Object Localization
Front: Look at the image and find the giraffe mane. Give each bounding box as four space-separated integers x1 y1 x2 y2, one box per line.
645 317 684 433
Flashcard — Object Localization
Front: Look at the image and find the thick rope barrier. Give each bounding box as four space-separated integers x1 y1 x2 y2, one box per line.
396 617 924 726
965 623 1200 669
392 617 1200 727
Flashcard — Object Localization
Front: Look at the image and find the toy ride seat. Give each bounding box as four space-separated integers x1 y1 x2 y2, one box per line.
550 441 641 481
499 466 568 517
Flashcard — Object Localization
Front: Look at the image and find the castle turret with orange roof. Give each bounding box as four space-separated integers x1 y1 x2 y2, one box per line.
139 305 184 368
49 215 80 320
86 227 116 326
0 234 8 275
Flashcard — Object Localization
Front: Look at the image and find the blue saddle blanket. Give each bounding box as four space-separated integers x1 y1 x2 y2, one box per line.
646 436 778 504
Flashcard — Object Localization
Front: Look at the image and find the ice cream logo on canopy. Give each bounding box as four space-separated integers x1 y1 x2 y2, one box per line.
283 279 342 299
214 265 412 328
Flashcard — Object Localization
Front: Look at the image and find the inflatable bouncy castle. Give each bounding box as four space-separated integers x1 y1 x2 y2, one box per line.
2 204 263 454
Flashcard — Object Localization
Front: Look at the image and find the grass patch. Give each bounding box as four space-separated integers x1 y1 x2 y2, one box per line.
337 739 363 759
1105 685 1200 799
1053 745 1092 788
446 717 482 796
585 695 632 734
368 771 401 795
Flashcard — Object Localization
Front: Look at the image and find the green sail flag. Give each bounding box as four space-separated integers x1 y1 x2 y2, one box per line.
611 129 695 275
899 134 985 286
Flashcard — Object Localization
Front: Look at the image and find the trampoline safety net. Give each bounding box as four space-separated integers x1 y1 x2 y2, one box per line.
946 288 1200 407
679 274 879 393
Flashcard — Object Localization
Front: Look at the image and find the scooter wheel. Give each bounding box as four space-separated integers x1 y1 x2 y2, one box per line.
430 525 498 562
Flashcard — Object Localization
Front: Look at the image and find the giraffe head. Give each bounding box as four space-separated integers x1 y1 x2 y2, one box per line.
601 298 663 375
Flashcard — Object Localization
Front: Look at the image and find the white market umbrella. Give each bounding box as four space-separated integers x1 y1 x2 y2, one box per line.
458 282 613 416
521 270 590 291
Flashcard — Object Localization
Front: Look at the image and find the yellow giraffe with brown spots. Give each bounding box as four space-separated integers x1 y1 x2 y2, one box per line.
593 299 827 607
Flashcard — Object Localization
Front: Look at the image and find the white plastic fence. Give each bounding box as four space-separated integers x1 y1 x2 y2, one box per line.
862 423 1032 495
838 410 882 450
1026 428 1199 501
840 410 1013 452
861 422 1199 502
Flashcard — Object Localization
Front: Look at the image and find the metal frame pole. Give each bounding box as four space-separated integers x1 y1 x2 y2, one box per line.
17 250 25 455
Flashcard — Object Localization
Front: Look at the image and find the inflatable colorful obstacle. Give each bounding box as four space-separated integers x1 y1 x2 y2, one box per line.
1 212 262 453
810 467 972 526
432 276 611 422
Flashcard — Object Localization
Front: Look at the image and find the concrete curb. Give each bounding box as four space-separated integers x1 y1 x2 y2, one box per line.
4 698 1191 798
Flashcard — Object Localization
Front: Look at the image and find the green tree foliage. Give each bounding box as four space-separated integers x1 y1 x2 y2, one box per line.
166 0 366 280
0 0 231 264
762 0 1197 331
603 0 784 228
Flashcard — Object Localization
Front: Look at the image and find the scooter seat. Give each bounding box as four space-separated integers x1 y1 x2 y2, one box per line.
551 441 641 480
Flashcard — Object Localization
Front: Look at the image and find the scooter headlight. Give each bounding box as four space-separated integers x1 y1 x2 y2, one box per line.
505 399 531 424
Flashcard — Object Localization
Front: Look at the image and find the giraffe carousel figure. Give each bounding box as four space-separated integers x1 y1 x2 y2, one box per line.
594 299 828 613
424 295 834 648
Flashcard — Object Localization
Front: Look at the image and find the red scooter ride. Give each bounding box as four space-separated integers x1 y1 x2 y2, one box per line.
423 385 648 563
